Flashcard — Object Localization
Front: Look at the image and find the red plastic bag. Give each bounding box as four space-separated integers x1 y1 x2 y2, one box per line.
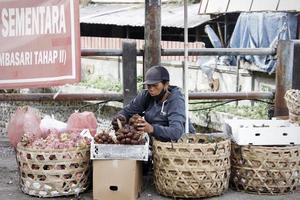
66 111 97 136
8 106 42 148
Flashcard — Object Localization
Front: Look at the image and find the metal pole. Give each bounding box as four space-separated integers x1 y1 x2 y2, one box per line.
0 92 273 101
81 48 275 57
182 61 185 91
224 14 228 45
184 0 189 133
250 71 255 106
161 48 276 56
81 49 123 56
188 92 273 100
0 93 123 101
235 56 240 106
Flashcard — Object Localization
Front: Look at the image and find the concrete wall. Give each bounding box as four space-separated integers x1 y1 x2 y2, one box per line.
81 57 275 93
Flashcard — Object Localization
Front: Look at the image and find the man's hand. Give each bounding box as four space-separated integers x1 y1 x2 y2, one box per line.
136 118 154 134
111 114 126 131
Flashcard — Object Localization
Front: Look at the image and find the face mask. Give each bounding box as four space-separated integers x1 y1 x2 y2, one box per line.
153 88 167 102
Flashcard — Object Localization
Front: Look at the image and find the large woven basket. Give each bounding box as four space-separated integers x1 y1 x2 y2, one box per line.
231 143 300 194
16 144 90 197
153 134 231 198
285 89 300 124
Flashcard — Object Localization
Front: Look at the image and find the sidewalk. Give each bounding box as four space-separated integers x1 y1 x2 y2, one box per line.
0 147 299 200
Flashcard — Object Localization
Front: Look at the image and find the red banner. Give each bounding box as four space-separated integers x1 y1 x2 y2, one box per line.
0 0 80 89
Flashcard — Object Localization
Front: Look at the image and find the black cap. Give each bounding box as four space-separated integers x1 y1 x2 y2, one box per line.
143 65 170 84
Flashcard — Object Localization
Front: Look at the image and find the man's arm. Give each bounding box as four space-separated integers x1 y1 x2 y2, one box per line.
119 90 149 120
137 97 186 141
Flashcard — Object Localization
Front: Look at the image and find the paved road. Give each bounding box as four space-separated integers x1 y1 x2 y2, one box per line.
0 147 299 200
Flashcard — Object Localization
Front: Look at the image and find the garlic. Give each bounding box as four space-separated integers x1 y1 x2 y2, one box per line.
25 180 31 188
74 188 81 194
32 182 41 189
39 191 47 196
29 190 36 195
60 133 69 142
50 191 59 196
44 184 52 190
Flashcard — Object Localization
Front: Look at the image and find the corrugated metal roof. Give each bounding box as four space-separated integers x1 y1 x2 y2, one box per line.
198 0 300 14
91 0 168 3
80 3 211 28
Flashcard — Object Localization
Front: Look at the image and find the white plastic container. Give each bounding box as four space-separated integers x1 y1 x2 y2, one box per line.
90 135 149 161
224 119 300 145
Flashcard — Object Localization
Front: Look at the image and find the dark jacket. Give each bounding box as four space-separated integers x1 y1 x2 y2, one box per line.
119 86 195 142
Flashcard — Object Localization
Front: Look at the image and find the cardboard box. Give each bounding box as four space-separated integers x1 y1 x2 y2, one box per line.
93 160 142 200
224 119 300 145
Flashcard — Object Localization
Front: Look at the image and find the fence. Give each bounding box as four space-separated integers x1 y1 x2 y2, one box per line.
1 40 300 117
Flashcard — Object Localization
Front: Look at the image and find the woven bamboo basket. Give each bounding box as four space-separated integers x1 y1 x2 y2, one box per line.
285 89 300 124
153 134 231 198
16 144 90 197
231 143 300 194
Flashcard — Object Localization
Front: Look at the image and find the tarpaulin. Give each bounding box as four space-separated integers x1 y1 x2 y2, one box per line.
229 12 297 73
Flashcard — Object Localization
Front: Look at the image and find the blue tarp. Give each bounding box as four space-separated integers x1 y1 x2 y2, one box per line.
229 12 297 73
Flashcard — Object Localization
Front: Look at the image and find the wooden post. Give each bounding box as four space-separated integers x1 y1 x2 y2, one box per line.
122 40 137 107
144 0 161 74
292 41 300 89
274 40 294 116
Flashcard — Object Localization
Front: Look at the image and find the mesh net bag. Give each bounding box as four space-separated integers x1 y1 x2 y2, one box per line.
285 89 300 124
231 143 300 194
16 144 90 197
153 134 231 198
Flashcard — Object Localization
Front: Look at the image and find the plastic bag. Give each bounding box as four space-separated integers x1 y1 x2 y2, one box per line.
7 106 42 148
40 115 67 137
66 111 97 136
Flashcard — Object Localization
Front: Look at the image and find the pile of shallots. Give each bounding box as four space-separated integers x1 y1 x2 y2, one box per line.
21 131 90 149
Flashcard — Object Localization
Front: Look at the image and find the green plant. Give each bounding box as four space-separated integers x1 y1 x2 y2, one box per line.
137 75 144 92
79 76 122 92
189 100 271 119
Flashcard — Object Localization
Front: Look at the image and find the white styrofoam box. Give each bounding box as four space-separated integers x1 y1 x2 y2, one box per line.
224 119 300 145
90 135 149 161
